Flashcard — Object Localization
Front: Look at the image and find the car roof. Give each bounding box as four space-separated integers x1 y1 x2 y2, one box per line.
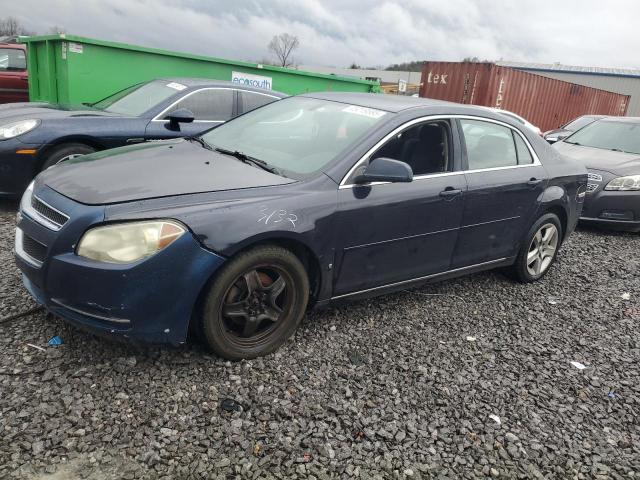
154 78 287 97
597 116 640 124
300 92 457 113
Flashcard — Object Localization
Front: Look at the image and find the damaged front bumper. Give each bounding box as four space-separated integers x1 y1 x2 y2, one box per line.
14 183 226 344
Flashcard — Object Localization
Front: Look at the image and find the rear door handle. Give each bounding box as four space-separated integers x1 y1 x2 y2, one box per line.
527 177 543 186
439 187 462 198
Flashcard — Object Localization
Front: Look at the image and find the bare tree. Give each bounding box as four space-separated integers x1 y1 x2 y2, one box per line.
0 17 22 36
48 25 66 34
268 33 299 68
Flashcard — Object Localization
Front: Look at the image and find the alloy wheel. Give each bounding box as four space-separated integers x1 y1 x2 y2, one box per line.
526 223 559 276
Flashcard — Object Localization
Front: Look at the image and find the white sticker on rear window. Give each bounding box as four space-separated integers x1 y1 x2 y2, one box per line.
342 105 387 119
166 82 187 91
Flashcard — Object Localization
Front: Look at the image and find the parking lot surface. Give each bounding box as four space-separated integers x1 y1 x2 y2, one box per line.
1 199 638 479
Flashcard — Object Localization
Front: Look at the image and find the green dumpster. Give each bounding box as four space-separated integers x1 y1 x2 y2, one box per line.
19 34 380 104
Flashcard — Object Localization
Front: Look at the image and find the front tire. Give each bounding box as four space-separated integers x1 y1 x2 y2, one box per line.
40 143 96 171
512 213 562 283
200 245 310 360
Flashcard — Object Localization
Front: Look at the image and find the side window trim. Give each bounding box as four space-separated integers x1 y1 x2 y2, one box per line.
153 87 236 123
340 114 541 189
456 117 541 173
238 91 282 114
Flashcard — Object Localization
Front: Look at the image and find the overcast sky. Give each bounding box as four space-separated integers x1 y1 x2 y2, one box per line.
6 0 640 69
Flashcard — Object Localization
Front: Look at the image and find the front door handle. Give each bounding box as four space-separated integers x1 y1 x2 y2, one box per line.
527 177 543 186
439 187 462 198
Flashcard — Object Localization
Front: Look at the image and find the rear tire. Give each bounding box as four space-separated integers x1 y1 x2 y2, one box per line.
200 245 309 360
40 143 96 171
512 213 562 283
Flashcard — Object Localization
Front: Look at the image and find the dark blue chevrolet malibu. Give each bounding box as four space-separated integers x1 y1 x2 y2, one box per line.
15 93 587 359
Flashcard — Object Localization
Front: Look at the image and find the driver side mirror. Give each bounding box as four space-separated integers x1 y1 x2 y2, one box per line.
354 157 413 184
166 108 195 130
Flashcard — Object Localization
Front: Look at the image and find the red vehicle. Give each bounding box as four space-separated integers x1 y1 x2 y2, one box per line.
0 39 28 104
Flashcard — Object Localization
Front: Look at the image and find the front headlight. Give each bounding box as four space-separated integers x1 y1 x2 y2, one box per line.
77 221 186 264
20 181 34 214
604 175 640 191
0 119 40 140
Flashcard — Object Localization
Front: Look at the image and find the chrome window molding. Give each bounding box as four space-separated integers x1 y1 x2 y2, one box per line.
14 228 43 268
152 87 281 123
339 114 542 189
22 195 69 232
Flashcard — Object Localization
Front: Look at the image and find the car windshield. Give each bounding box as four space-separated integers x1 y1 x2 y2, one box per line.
565 120 640 154
201 97 389 178
563 116 597 131
0 48 26 71
91 80 185 116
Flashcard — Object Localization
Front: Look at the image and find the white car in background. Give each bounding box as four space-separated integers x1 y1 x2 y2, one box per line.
484 108 542 136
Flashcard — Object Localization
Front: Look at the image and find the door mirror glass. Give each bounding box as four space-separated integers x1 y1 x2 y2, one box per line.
166 108 195 127
354 157 413 184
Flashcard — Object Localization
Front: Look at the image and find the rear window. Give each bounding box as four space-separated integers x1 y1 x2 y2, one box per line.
0 48 26 72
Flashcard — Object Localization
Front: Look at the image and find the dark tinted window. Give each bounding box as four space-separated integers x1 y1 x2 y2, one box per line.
368 121 450 176
0 48 26 71
240 92 278 114
166 89 234 121
461 120 518 169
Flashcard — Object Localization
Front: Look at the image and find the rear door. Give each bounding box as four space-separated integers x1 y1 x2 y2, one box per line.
0 47 28 103
333 118 467 297
451 118 547 268
145 88 237 139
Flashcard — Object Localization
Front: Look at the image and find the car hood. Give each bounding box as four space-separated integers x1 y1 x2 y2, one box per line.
553 142 640 176
37 139 295 205
0 102 123 122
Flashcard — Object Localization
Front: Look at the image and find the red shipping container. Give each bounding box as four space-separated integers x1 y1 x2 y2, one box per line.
420 62 629 132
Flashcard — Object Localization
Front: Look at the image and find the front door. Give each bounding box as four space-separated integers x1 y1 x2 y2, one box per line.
452 118 547 268
333 119 467 297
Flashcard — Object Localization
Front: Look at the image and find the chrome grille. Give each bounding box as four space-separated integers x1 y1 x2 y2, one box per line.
586 183 599 193
21 232 47 265
28 196 69 230
588 173 603 182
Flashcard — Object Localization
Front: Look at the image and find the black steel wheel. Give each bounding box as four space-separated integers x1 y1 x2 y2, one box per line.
200 245 309 360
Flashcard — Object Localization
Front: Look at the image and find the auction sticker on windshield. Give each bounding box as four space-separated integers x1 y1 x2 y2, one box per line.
166 82 187 91
342 105 387 119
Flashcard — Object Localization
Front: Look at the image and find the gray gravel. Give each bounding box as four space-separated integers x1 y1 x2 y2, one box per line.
1 198 639 479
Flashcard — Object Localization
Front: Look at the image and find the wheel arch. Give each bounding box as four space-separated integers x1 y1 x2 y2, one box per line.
38 136 106 168
189 233 324 338
540 202 569 242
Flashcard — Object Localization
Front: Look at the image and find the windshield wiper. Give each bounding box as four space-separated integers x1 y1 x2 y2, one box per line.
213 147 282 175
186 136 214 151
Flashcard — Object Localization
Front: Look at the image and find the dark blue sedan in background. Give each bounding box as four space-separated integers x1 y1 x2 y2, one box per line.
0 78 285 196
15 93 587 360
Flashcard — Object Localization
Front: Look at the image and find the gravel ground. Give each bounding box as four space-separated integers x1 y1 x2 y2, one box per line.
1 198 639 479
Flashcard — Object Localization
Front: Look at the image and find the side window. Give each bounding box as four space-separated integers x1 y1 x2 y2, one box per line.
368 121 451 176
461 120 519 169
0 48 26 72
240 92 277 114
164 89 234 121
513 132 534 164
